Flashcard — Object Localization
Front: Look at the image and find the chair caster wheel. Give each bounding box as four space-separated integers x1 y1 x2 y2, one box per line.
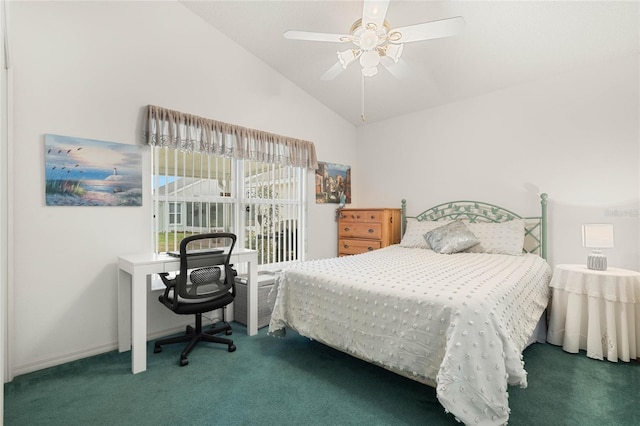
225 330 232 336
180 357 189 366
154 345 162 353
228 344 236 352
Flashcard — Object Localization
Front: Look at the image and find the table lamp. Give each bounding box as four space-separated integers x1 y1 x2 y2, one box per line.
581 224 614 271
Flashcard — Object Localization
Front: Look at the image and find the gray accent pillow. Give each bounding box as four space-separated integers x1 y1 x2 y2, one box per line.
424 220 481 254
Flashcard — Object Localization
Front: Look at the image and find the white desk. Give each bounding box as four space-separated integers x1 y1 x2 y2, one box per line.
117 248 258 373
547 264 640 362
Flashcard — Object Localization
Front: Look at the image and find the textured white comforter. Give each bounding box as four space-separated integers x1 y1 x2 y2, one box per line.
268 245 551 425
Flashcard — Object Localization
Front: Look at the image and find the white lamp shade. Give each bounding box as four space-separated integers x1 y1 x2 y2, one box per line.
359 50 380 68
582 224 614 248
359 50 380 77
361 66 378 77
384 43 404 63
359 29 379 51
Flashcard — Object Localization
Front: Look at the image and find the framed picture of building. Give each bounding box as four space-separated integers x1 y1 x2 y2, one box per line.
315 161 351 204
44 134 142 206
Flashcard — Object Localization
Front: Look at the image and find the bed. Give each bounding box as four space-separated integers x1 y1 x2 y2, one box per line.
268 194 552 425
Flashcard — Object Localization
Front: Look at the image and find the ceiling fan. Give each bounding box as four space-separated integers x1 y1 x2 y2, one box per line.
283 0 465 81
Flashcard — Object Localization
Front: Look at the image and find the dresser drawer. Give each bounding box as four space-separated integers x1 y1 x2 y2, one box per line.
336 207 401 257
338 222 382 240
338 238 381 255
339 210 383 223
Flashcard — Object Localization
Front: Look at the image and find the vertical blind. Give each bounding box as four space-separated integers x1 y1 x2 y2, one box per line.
242 160 305 264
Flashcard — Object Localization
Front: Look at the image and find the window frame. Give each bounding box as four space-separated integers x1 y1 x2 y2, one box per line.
152 146 307 266
167 201 184 226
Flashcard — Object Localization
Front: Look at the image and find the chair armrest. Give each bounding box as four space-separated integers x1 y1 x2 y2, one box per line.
158 272 176 287
158 272 177 304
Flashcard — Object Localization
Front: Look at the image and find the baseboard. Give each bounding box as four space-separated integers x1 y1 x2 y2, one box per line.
11 341 119 379
9 317 222 380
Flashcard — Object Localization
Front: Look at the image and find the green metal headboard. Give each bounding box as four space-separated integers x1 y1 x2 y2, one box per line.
401 193 548 259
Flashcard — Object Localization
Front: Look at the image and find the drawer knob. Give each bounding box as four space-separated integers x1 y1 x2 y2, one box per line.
343 244 349 249
344 227 350 232
368 228 374 233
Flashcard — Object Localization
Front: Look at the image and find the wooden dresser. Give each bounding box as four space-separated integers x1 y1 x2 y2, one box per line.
337 208 401 256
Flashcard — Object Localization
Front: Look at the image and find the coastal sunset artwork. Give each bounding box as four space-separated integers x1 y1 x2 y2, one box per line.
44 134 142 206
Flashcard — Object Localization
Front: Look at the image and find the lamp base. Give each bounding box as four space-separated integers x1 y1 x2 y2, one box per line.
587 250 607 271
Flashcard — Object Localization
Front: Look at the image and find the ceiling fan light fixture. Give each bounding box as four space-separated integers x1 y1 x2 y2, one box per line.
361 67 378 77
359 29 379 51
384 43 404 63
337 49 359 69
388 31 402 43
359 50 380 69
365 22 378 31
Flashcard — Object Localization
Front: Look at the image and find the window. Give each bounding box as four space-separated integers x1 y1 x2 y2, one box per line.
243 160 304 264
146 105 317 266
152 147 306 265
167 202 183 226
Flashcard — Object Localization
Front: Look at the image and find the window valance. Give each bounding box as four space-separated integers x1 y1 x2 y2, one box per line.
146 105 318 170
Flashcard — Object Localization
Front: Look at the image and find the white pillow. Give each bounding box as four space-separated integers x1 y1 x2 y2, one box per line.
465 219 526 255
400 218 451 249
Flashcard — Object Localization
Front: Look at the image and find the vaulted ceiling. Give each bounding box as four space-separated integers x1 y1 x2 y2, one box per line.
181 1 639 126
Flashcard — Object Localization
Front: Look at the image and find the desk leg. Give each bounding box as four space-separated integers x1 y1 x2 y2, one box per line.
247 259 258 336
131 272 147 374
117 268 132 352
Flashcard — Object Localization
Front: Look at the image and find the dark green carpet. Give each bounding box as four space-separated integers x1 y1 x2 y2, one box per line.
4 324 639 425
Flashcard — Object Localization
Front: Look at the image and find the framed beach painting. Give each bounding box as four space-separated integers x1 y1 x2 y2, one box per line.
44 134 142 206
315 161 351 204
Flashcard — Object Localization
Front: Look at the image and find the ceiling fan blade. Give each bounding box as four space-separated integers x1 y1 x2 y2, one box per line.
320 61 345 81
362 0 390 31
380 57 411 79
283 30 349 43
389 16 465 44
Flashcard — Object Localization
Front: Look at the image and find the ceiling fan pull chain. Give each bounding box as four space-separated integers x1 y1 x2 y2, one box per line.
361 75 366 122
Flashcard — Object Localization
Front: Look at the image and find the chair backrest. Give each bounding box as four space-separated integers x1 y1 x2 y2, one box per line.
175 233 237 302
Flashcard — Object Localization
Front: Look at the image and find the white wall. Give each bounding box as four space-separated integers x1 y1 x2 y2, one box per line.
7 0 639 378
8 1 356 376
356 53 639 270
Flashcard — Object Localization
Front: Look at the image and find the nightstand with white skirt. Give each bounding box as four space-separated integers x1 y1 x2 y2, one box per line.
547 264 640 362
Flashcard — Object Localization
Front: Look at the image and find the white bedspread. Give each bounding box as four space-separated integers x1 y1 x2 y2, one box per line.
268 245 551 425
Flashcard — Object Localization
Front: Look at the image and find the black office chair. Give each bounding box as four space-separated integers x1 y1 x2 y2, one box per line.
154 233 238 366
